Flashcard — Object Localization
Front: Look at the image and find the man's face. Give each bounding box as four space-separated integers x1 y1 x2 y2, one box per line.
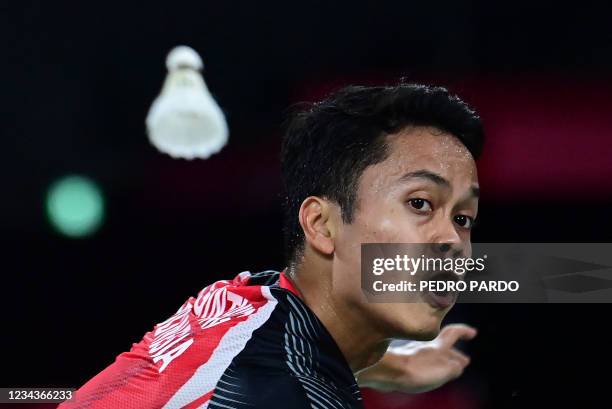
332 126 479 340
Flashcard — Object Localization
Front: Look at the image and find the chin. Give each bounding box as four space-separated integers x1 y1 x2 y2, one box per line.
404 325 440 341
393 311 443 341
368 302 443 340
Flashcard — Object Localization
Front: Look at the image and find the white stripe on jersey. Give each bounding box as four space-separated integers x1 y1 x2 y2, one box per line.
162 286 278 409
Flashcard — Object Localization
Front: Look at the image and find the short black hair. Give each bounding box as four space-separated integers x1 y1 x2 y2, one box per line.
280 83 484 265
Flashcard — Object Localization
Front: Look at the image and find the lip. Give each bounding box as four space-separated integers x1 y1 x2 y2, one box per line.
422 270 461 310
423 288 457 309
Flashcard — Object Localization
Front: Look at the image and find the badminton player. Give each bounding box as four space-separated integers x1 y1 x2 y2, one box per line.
60 83 482 408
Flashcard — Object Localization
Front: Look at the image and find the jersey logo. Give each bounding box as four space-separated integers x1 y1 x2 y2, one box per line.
196 287 256 329
149 285 257 373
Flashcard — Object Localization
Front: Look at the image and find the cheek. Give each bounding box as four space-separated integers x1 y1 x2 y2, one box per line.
370 218 402 241
345 215 400 244
465 242 473 258
333 222 364 267
333 216 390 270
366 208 425 243
337 201 425 252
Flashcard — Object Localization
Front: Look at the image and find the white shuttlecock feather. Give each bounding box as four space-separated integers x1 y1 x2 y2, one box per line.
146 46 228 159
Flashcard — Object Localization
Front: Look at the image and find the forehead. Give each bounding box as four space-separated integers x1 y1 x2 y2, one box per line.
363 126 478 191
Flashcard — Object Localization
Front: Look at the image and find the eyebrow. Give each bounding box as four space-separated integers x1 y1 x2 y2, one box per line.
399 170 451 188
399 169 480 199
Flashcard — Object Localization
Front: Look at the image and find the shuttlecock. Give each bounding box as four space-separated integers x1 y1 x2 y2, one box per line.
146 46 228 159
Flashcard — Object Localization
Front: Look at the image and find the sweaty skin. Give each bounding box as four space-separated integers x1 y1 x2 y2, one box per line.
291 126 479 372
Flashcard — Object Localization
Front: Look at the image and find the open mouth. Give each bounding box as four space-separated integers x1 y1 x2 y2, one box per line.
422 270 461 309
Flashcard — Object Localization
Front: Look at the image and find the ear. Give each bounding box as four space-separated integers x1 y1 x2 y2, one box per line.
298 196 336 255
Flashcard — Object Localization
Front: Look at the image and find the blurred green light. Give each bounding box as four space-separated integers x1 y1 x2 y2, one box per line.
46 175 105 238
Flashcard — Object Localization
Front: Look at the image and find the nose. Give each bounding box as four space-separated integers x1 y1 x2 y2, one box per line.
431 219 464 257
437 243 452 253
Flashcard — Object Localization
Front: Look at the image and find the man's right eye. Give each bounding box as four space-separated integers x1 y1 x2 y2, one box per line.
407 198 433 212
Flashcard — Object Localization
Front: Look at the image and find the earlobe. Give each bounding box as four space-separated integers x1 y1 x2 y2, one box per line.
299 197 335 255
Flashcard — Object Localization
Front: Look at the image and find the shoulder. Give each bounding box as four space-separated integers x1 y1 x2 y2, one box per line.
208 366 314 409
208 363 360 409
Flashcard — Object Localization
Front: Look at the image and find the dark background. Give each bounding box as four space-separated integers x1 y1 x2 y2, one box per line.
2 1 612 408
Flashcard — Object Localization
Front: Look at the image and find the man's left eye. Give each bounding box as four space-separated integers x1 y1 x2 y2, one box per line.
454 215 474 229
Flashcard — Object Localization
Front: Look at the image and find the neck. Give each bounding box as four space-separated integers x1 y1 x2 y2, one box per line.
287 256 390 373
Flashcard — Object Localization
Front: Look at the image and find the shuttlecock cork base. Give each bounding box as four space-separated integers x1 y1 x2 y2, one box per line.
146 46 228 160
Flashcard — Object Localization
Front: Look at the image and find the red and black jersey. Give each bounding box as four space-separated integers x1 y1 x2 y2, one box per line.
59 270 363 409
